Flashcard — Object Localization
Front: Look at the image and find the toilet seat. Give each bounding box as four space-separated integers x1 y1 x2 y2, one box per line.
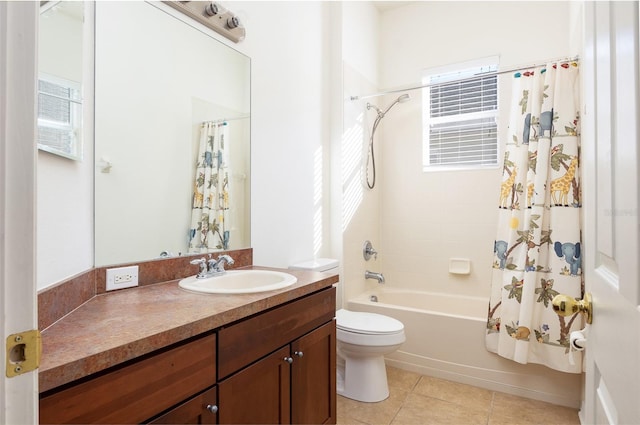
336 309 404 335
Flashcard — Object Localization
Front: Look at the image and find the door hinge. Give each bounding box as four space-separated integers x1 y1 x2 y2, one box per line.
6 329 41 377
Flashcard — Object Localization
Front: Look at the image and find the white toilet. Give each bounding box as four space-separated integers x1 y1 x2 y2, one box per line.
290 258 406 403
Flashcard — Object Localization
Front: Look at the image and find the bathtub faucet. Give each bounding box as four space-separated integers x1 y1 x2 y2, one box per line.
365 270 385 284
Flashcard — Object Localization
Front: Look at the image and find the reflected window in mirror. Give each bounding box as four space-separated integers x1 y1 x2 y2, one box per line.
37 75 83 160
38 1 84 160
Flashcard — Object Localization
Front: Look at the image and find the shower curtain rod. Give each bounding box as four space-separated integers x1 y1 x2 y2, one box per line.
203 115 250 125
349 55 580 101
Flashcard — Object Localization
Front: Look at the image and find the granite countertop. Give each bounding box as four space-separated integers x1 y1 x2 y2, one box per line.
39 266 338 393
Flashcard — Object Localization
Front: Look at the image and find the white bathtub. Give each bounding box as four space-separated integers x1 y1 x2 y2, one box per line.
347 289 582 408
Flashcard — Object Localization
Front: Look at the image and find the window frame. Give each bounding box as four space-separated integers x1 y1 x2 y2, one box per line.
422 57 500 172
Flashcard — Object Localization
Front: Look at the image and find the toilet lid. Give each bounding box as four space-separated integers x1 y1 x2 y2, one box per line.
336 309 404 335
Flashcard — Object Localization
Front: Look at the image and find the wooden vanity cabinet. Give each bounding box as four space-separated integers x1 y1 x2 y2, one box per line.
218 320 336 425
39 286 336 425
218 287 336 424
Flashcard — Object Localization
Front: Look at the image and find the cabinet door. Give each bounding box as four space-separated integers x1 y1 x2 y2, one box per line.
218 346 291 424
148 386 217 424
291 321 336 425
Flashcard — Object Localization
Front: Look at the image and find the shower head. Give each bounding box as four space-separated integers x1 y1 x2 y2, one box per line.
365 93 411 190
367 93 411 118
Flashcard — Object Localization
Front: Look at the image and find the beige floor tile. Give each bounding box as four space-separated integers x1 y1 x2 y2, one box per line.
391 392 490 425
337 389 409 425
489 392 580 425
386 366 421 392
413 375 494 414
337 413 370 425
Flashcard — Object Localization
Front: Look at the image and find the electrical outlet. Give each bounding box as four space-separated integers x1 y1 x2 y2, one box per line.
106 266 139 291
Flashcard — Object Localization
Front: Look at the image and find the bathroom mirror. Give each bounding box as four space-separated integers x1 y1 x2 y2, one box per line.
38 1 84 161
94 2 250 266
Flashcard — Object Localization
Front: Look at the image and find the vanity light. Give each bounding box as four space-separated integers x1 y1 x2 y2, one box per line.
204 2 218 16
227 15 240 29
164 1 246 43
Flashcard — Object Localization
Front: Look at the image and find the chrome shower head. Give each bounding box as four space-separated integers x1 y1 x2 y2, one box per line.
397 93 410 103
367 93 411 118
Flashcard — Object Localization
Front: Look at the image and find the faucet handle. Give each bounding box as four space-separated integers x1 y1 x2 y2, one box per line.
190 258 208 276
210 254 235 273
363 240 378 261
219 254 235 265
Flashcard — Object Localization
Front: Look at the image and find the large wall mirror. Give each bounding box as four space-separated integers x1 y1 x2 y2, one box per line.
94 2 251 266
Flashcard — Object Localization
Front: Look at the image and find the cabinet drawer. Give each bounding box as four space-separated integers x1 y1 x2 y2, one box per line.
147 385 218 424
40 333 216 424
218 287 335 378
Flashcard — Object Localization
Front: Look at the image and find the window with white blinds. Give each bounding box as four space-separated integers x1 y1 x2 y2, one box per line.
37 74 83 160
422 59 499 170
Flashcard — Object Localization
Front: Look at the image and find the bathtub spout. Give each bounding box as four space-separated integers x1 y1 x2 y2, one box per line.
365 270 385 284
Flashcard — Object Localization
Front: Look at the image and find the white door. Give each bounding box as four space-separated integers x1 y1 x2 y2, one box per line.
0 1 39 424
581 2 640 424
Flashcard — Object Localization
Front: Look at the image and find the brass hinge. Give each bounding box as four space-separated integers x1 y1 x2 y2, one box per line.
6 329 41 377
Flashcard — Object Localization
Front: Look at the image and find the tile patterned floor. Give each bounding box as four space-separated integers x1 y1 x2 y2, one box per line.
337 367 581 425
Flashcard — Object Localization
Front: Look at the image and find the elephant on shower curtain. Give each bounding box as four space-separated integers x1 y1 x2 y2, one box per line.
486 61 584 374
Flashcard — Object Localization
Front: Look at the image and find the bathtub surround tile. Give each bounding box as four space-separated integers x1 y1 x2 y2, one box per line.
337 367 580 425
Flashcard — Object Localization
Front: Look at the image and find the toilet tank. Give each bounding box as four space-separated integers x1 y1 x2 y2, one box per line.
290 258 341 308
289 258 339 272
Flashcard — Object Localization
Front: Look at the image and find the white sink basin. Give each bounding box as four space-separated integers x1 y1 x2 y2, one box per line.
178 270 297 294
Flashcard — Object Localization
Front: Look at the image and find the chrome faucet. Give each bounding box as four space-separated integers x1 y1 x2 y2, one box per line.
365 270 385 284
190 254 235 279
209 254 234 273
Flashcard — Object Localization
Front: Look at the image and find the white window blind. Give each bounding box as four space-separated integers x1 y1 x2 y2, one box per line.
37 74 82 159
423 59 499 170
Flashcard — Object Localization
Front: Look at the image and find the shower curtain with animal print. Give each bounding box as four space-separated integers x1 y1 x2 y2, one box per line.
188 121 231 252
486 61 583 373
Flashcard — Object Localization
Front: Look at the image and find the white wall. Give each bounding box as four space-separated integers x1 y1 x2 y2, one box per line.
377 1 574 298
235 1 336 268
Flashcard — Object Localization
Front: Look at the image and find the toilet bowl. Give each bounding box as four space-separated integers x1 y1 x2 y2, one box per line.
336 308 405 402
289 258 405 403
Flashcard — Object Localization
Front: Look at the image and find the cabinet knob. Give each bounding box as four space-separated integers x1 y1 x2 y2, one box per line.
294 351 304 358
283 356 293 364
206 404 218 414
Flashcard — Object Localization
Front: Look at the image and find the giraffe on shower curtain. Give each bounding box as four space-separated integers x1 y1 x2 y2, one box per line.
486 61 584 374
188 121 231 252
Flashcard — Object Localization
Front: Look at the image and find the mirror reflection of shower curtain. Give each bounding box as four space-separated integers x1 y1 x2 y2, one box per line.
188 121 231 252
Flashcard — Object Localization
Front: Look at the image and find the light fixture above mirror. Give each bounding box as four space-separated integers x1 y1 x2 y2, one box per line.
164 1 246 43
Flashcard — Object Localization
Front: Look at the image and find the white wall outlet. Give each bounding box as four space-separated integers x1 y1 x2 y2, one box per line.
106 265 139 291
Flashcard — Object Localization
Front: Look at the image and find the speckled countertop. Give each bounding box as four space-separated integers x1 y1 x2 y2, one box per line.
39 266 338 393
